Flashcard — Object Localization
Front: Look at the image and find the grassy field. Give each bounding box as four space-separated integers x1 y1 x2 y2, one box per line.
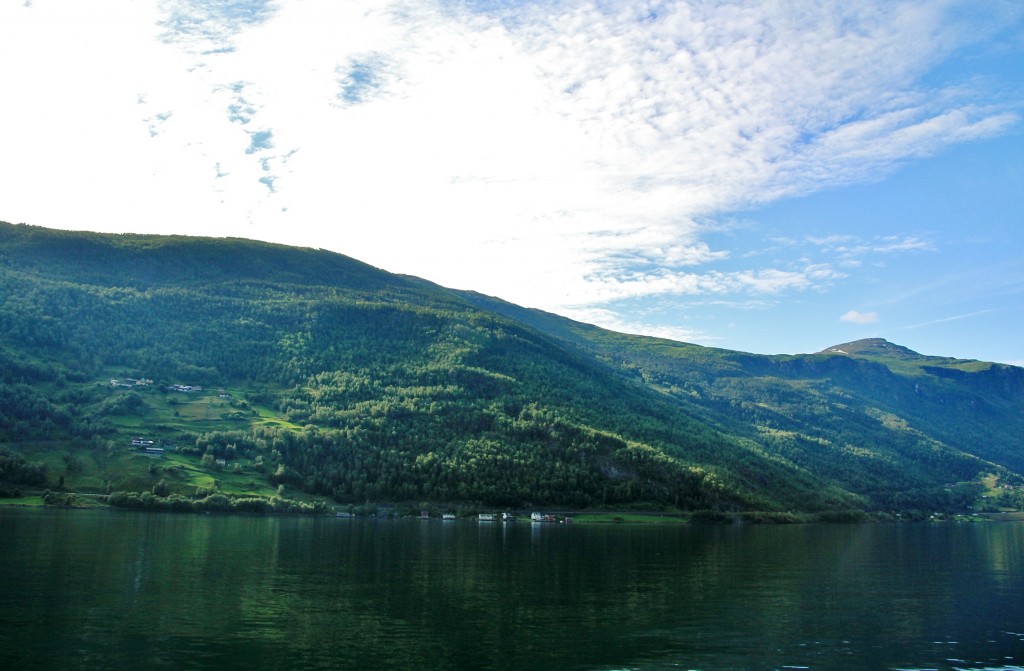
0 495 45 507
5 376 305 504
1 375 345 514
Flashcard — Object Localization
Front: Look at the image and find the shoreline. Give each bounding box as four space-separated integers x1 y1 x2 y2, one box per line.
4 497 1020 524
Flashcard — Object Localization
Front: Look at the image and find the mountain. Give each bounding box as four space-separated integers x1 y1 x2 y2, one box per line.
820 338 923 359
1 222 1022 515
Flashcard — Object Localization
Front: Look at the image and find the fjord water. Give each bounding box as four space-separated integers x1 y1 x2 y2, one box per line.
2 509 1023 671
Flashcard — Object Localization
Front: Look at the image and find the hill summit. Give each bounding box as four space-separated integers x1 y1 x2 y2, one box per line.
819 338 923 359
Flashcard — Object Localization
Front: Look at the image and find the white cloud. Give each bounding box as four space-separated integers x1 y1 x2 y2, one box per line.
809 234 936 260
0 0 1020 323
841 310 880 324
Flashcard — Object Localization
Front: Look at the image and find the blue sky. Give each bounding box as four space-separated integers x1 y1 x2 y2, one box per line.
1 0 1022 364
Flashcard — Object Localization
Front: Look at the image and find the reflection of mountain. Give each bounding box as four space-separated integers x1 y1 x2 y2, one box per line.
7 514 1023 670
980 521 1024 591
2 222 1022 512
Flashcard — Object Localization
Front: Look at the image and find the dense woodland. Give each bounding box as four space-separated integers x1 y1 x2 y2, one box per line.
1 222 1022 515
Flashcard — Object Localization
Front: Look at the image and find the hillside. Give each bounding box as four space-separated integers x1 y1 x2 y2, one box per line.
1 222 1022 515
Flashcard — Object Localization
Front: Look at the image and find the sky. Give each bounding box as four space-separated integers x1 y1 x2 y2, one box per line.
2 0 1022 364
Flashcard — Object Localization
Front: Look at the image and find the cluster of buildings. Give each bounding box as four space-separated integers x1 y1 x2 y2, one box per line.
476 512 572 523
169 384 203 393
108 377 206 394
131 437 164 456
109 378 153 388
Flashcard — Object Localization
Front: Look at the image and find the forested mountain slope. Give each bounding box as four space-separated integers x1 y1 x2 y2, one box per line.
1 222 1021 514
458 292 1024 509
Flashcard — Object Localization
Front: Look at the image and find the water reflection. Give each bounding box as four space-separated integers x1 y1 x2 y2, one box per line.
1 510 1023 671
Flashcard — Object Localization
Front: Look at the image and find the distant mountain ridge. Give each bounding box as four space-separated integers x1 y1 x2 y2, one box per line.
1 221 1022 515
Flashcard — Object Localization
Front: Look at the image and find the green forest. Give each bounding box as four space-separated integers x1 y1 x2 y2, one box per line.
2 222 1022 517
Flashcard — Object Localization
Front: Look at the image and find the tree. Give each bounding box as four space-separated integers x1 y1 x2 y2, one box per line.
153 479 170 497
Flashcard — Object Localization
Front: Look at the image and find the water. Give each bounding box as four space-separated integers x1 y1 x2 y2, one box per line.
1 509 1023 671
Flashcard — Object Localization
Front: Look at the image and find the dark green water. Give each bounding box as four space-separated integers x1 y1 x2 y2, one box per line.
2 509 1023 671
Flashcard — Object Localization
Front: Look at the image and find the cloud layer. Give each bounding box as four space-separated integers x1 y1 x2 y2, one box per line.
0 0 1020 344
